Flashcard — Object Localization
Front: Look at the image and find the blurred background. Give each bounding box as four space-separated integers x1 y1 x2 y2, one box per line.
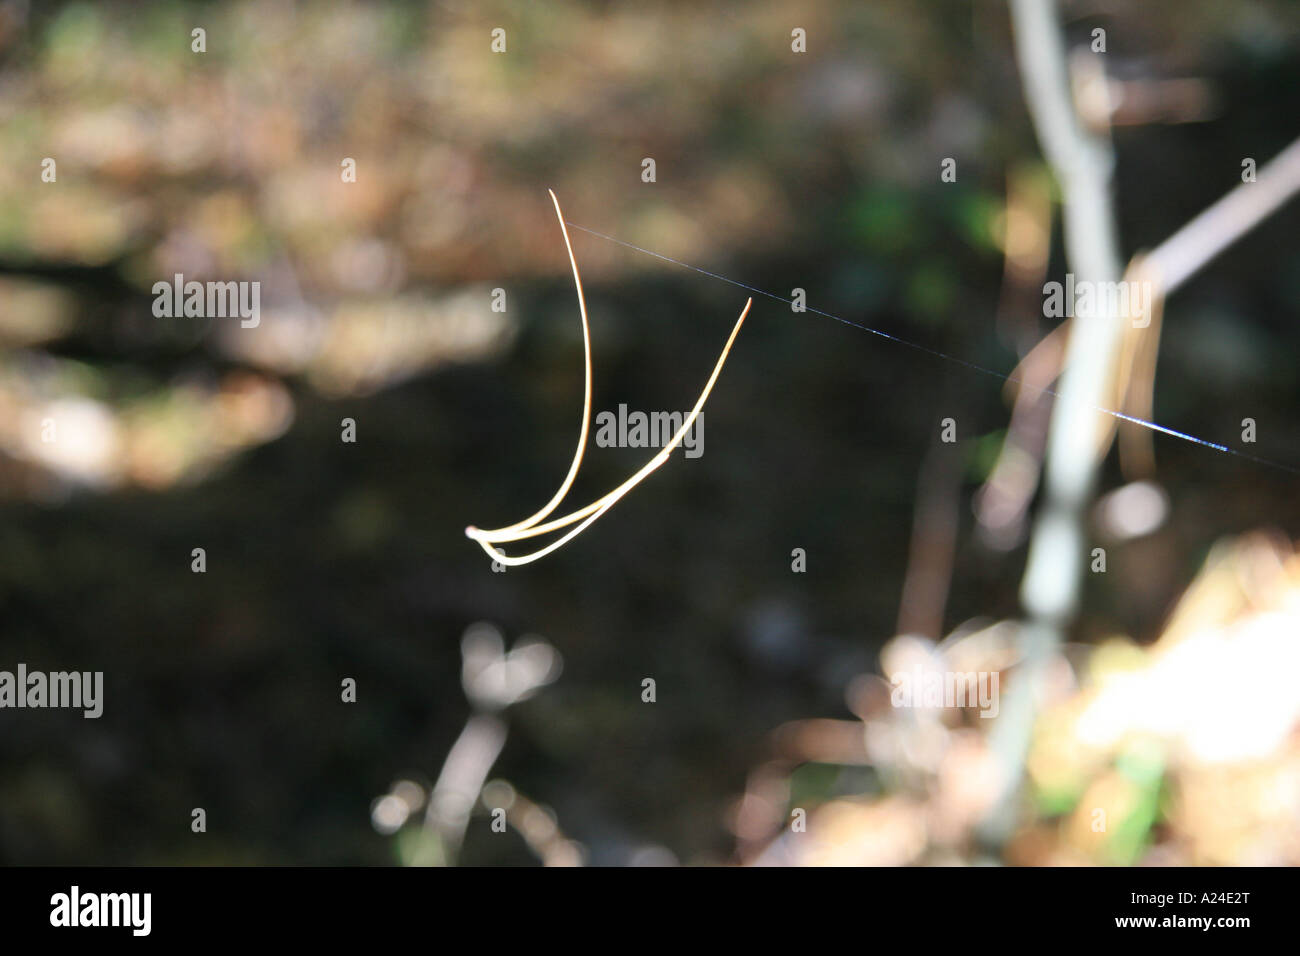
1 0 1299 865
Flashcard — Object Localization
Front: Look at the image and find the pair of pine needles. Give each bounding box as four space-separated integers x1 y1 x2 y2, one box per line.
465 191 751 566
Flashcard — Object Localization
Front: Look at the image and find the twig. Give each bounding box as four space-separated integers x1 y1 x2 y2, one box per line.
980 0 1126 846
1145 134 1300 295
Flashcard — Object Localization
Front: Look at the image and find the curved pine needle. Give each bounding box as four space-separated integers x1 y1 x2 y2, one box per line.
465 193 751 566
488 189 594 535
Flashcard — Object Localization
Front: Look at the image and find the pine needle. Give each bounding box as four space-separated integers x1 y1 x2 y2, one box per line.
465 191 751 566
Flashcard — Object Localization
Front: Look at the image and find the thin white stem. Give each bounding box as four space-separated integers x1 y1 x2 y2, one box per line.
1146 134 1300 295
981 0 1125 845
